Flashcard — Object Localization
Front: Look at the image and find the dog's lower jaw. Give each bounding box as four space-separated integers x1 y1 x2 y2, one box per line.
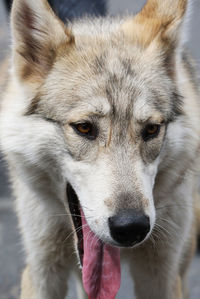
66 183 122 298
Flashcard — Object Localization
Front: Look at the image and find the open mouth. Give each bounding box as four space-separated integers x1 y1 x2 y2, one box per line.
66 183 121 299
66 183 84 265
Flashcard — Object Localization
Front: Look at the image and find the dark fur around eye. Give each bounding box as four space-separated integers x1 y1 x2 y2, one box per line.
142 124 161 142
70 122 98 140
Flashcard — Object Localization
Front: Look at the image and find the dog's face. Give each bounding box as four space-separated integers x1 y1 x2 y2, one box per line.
9 0 187 247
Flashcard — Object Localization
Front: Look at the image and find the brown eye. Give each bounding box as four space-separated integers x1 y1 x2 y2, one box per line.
142 124 160 141
77 123 91 134
71 122 97 140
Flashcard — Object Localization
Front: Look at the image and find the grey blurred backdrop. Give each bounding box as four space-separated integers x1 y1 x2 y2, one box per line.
0 0 200 298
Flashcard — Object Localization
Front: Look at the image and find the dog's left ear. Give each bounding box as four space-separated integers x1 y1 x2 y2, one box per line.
122 0 189 53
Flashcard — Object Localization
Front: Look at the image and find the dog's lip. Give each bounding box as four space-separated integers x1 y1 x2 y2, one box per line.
66 183 84 266
66 183 149 259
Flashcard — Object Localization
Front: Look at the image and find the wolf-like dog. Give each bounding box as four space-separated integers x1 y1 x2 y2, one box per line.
0 0 200 298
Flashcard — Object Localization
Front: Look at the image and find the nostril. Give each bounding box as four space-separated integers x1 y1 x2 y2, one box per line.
108 210 150 247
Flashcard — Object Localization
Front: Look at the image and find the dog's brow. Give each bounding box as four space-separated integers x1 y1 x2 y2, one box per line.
68 97 111 121
136 113 165 125
86 99 111 116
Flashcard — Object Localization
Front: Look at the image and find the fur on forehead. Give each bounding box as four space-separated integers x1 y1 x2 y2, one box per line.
29 43 182 124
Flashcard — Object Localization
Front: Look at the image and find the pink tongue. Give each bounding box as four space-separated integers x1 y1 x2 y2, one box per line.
81 210 121 299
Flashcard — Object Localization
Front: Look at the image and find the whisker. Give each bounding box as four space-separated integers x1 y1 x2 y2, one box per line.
51 213 93 219
86 230 94 249
159 217 180 230
153 223 174 240
70 203 94 212
63 223 89 243
156 203 193 210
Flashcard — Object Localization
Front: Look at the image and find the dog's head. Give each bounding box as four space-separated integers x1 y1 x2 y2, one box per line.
10 0 190 249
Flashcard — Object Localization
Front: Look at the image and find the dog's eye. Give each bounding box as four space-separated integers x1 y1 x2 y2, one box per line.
71 122 97 140
142 124 160 141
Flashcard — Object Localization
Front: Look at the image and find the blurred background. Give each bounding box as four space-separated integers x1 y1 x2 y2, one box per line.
0 0 200 298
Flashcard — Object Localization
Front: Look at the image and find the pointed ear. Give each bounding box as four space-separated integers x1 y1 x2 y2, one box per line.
122 0 188 50
11 0 74 85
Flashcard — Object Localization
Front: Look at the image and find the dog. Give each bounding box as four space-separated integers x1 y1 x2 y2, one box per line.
0 0 200 298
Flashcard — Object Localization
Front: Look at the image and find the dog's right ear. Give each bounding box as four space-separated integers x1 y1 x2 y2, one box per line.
11 0 74 87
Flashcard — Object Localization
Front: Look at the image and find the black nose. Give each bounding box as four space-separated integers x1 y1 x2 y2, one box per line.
108 210 150 247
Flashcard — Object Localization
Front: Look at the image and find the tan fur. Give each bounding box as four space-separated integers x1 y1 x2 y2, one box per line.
173 276 183 299
122 0 187 48
0 57 9 85
21 267 35 299
195 192 200 235
11 0 74 87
